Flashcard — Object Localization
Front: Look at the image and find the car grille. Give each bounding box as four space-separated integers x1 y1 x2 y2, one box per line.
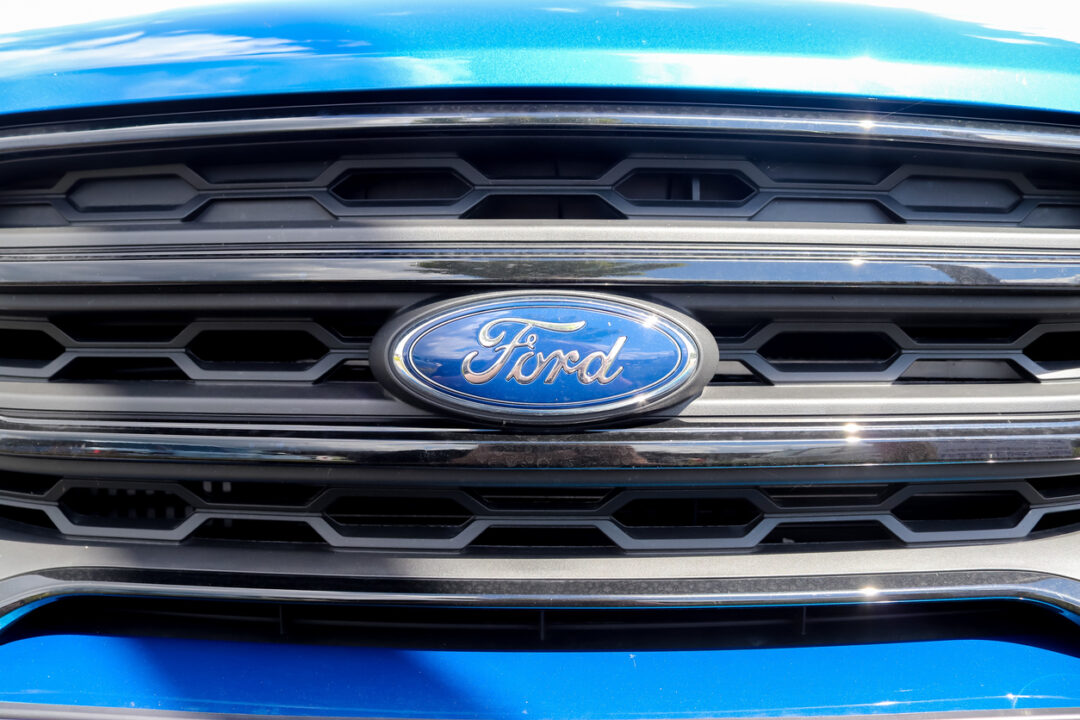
1 314 1076 386
2 469 1079 553
4 133 1080 228
0 102 1078 570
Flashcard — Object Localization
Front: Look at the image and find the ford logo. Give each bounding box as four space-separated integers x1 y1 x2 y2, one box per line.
371 292 717 425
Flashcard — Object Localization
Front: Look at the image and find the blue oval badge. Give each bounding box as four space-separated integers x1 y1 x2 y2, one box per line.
371 292 717 425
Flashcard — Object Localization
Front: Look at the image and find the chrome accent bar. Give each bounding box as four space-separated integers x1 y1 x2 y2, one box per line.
3 103 1080 156
0 223 1079 290
1 411 1080 473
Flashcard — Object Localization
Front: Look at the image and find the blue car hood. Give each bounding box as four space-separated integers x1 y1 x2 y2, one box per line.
2 0 1080 116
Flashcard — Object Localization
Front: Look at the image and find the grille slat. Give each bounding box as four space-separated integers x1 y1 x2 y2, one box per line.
2 472 1079 553
0 315 1070 385
6 147 1080 227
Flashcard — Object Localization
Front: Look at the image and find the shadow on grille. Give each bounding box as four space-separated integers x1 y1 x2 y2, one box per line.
758 331 899 371
892 491 1028 532
187 330 329 368
614 498 761 539
0 329 63 367
615 171 755 206
1024 332 1080 371
0 314 1073 386
331 170 471 204
59 486 193 529
2 472 1080 554
9 597 1076 655
325 496 472 538
52 357 188 382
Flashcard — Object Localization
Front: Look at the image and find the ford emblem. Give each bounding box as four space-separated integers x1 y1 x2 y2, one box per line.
371 292 717 425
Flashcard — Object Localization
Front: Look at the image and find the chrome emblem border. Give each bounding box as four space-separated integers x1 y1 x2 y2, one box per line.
370 291 717 425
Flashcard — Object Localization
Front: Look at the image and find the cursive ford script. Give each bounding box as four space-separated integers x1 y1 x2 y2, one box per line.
462 318 625 385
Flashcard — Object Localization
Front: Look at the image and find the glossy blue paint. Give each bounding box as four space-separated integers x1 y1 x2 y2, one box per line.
3 1 1080 117
398 295 698 413
1 633 1080 717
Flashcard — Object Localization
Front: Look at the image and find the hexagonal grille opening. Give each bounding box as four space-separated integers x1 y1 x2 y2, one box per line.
187 330 328 368
1024 332 1080 370
891 177 1020 212
325 496 472 538
616 171 754 205
0 329 64 368
331 170 470 204
52 357 187 382
59 486 193 529
68 175 197 211
758 331 899 371
614 497 761 539
892 491 1028 532
470 526 618 549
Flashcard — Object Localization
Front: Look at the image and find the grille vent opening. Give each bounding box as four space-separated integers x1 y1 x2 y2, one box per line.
464 150 617 179
191 519 325 544
891 177 1020 213
319 360 374 383
751 199 899 223
0 505 54 531
896 359 1028 384
59 487 193 529
68 175 198 212
187 330 329 368
52 357 187 382
1024 332 1080 371
0 329 64 367
615 171 755 205
331 170 471 204
900 323 1033 344
51 316 188 343
463 195 625 219
1030 476 1080 500
0 471 60 496
183 481 321 507
761 521 896 547
8 597 1078 655
470 526 618 550
6 475 1080 554
1032 509 1080 534
892 491 1028 532
764 485 897 508
325 496 472 537
614 498 761 538
758 331 899 371
467 487 613 512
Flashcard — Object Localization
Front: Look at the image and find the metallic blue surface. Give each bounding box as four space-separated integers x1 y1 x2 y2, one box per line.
398 295 698 413
1 633 1079 717
3 1 1080 116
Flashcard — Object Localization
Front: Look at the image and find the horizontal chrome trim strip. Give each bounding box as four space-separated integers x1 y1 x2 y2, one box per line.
0 223 1079 289
2 412 1080 473
4 103 1080 157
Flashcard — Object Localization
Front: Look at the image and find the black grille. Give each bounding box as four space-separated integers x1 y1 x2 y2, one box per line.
5 471 1080 553
0 314 1074 385
4 134 1080 227
7 596 1076 654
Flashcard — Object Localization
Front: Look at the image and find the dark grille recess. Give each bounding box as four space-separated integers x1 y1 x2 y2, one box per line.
5 135 1080 226
0 314 1076 385
4 471 1080 553
8 597 1077 654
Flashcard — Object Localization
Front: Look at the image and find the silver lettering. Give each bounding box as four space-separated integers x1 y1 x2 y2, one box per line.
461 318 625 386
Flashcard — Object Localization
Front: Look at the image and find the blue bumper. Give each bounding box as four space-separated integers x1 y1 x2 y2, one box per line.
0 631 1079 717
